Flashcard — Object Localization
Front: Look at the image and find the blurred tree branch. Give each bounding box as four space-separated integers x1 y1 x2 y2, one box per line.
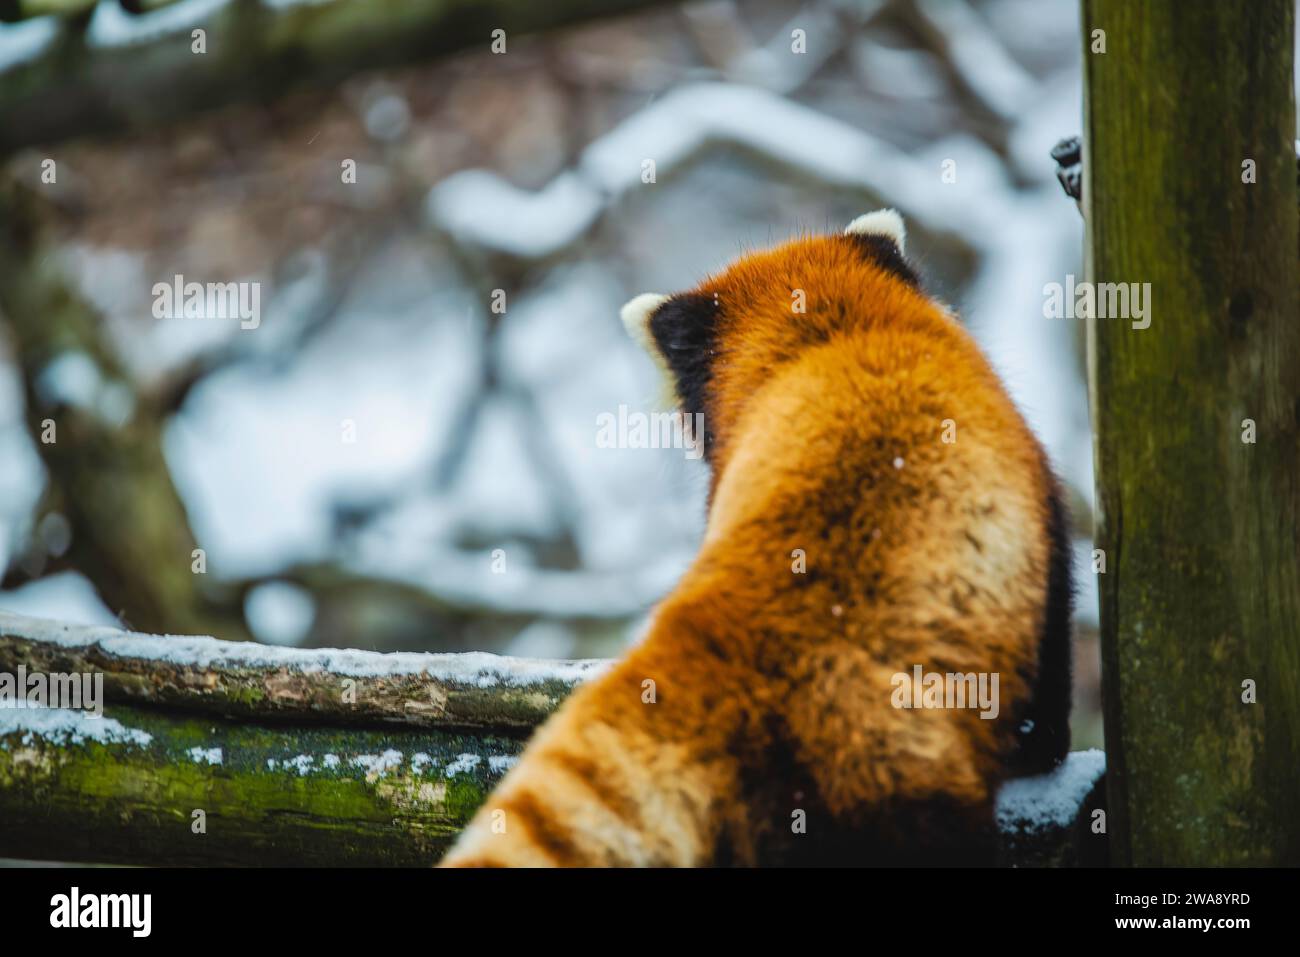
0 0 676 153
0 175 252 639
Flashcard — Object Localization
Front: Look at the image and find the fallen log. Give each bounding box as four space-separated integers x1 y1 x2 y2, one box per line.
0 611 603 730
0 701 526 866
0 612 1107 866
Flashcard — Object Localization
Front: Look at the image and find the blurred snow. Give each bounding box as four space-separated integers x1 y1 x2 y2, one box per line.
428 171 603 258
1071 539 1100 630
583 82 996 243
504 620 577 659
431 81 1005 261
914 0 1035 121
362 90 412 143
729 4 844 94
347 540 690 619
1009 70 1084 184
851 38 949 100
88 0 230 49
0 363 46 570
983 0 1086 72
0 16 56 72
0 572 120 628
436 397 557 539
0 0 1097 655
963 189 1090 506
164 246 482 578
33 351 135 428
244 580 317 647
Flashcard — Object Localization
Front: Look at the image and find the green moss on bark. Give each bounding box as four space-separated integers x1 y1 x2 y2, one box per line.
0 704 521 866
1083 0 1300 865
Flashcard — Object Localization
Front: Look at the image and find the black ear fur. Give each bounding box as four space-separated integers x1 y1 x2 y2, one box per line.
843 233 922 289
648 291 720 455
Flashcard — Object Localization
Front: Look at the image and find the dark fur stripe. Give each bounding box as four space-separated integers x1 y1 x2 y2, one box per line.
547 750 645 831
504 790 587 866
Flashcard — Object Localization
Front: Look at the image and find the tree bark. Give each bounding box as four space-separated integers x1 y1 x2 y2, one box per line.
0 701 525 866
1083 0 1300 865
0 611 600 730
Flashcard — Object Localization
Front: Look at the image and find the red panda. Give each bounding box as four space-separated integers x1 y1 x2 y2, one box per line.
440 210 1073 867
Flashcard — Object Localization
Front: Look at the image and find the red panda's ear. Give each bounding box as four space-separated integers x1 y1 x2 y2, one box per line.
844 208 906 253
644 292 720 423
843 208 921 289
619 290 720 431
620 293 675 402
620 293 671 355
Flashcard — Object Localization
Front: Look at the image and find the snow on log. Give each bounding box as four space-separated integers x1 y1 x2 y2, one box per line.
0 612 1107 866
0 611 605 730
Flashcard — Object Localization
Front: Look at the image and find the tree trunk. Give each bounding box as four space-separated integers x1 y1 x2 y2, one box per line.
1083 0 1300 865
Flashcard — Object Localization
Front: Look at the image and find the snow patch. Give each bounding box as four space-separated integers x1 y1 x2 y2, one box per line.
0 707 152 749
0 611 605 687
995 749 1105 834
443 753 481 777
0 16 58 74
187 746 223 765
488 755 518 774
244 581 316 647
352 749 404 776
427 171 603 259
0 573 121 629
88 0 231 49
410 752 436 773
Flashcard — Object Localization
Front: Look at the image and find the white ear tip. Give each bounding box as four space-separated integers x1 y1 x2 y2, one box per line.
845 208 906 254
619 293 670 339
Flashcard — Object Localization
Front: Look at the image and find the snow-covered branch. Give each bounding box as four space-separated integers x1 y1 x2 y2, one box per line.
0 610 603 729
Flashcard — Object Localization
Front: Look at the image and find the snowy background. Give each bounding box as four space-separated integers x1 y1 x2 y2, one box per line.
0 0 1103 746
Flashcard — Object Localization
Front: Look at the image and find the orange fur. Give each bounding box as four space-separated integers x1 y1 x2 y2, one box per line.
440 226 1065 867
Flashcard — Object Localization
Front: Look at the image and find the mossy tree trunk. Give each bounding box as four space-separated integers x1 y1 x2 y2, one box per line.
0 702 527 867
1082 0 1300 865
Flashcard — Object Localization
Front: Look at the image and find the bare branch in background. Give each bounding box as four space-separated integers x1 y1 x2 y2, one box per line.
0 176 253 639
0 0 679 153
